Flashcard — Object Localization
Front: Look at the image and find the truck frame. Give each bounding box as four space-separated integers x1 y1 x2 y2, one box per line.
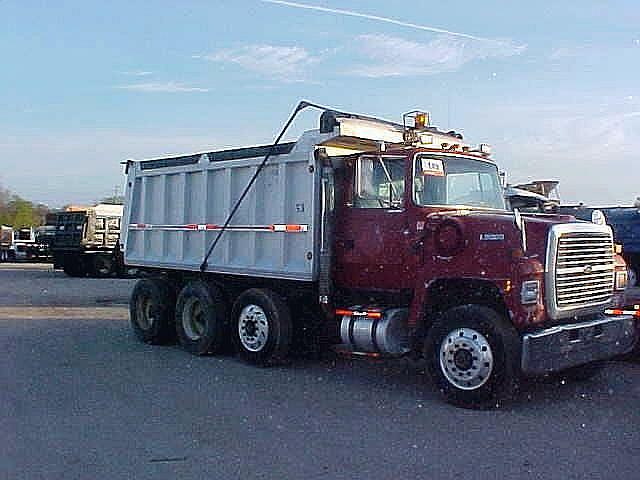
121 103 636 408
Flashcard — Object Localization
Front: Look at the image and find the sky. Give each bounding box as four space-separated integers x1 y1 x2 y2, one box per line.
1 0 639 207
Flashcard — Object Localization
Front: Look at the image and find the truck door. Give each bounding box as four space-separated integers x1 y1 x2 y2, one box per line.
334 155 411 290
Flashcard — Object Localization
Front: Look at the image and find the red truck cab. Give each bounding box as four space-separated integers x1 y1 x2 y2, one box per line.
329 139 634 407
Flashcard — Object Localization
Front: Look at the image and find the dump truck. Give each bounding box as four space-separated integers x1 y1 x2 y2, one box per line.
121 102 636 408
50 203 124 277
0 225 13 261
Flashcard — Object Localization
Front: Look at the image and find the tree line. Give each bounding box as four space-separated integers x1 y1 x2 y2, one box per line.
0 185 50 229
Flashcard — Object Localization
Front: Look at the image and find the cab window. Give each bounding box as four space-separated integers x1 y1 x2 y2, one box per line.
353 156 405 208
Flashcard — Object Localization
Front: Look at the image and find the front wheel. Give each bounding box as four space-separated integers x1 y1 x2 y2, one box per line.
425 305 521 409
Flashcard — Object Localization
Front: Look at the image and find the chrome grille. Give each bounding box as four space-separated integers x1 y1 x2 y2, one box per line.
546 224 615 319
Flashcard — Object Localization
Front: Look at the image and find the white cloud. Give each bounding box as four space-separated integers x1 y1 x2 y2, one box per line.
115 82 209 93
348 34 526 77
120 70 153 76
200 45 321 82
485 102 640 205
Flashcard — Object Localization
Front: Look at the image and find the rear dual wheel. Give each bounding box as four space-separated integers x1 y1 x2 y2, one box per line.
175 285 292 364
175 281 230 355
130 277 176 344
131 280 292 367
232 288 292 366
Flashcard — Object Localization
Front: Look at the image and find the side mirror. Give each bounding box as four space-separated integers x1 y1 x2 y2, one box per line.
514 208 527 252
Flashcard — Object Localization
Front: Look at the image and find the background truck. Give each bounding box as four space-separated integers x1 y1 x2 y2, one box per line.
505 181 640 289
12 227 39 261
51 203 124 277
505 180 561 213
0 225 14 261
556 205 640 288
121 102 635 408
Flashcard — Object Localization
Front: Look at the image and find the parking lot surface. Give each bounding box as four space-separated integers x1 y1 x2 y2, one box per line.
2 263 640 480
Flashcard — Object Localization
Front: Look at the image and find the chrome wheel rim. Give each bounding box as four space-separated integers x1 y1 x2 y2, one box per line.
183 297 206 341
136 295 155 330
440 327 493 390
238 304 269 352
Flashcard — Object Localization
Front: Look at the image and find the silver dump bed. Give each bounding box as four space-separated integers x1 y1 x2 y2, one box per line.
122 132 324 281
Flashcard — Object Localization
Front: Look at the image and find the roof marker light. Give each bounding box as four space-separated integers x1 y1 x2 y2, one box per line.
419 134 433 145
415 112 429 129
479 143 492 155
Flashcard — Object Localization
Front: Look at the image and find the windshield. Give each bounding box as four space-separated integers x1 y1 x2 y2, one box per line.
413 155 506 209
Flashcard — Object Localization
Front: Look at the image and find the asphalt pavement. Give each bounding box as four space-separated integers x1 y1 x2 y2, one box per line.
1 263 640 480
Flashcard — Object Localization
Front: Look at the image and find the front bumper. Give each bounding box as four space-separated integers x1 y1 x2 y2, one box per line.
521 314 636 376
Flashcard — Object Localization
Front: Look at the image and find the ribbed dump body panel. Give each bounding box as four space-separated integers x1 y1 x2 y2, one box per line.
121 139 321 282
546 223 615 320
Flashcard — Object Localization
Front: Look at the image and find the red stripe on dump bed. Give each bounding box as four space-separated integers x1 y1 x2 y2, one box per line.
128 223 308 232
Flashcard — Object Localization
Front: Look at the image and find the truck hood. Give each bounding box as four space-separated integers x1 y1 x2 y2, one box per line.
425 209 579 270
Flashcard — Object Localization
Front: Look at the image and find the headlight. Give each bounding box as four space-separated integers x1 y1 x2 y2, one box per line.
591 209 606 225
615 270 628 291
521 280 540 304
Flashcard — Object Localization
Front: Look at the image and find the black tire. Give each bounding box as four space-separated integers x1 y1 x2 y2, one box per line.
557 362 605 382
63 260 86 277
91 255 114 278
129 277 176 344
232 288 292 366
425 305 521 409
175 281 230 356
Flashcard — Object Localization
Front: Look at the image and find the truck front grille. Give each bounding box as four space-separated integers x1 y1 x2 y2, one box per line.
546 223 615 319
